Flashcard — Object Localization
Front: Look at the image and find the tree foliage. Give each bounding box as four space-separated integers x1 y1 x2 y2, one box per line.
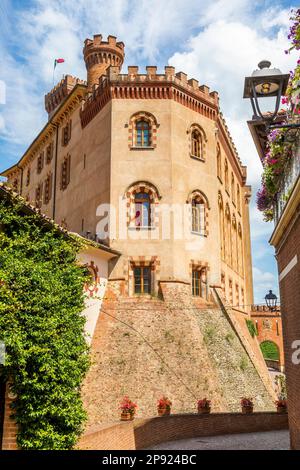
245 319 258 338
260 340 279 361
0 195 90 449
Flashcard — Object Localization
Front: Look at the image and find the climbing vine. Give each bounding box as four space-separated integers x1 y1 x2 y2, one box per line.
246 319 258 338
0 193 90 450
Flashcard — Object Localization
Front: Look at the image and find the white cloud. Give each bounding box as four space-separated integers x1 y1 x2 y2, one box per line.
252 266 278 303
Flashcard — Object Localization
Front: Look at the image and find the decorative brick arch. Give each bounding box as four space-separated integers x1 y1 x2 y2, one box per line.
124 181 161 228
186 189 210 236
187 123 208 161
128 111 159 149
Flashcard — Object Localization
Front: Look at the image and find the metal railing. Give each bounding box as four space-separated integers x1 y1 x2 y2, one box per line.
274 140 300 224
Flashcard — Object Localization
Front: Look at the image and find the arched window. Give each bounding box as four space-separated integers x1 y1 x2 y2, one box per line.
191 129 202 158
192 196 205 235
237 184 241 212
225 204 232 266
192 267 208 299
126 181 161 229
225 159 229 192
232 214 237 271
217 144 222 180
238 223 244 275
231 173 235 204
134 192 151 227
135 119 150 147
218 192 225 260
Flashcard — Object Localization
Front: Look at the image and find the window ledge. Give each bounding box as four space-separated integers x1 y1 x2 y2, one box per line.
128 226 156 231
130 146 155 151
191 231 206 237
190 154 205 162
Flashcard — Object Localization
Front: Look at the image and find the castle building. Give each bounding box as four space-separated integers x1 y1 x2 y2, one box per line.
1 34 281 432
1 34 254 310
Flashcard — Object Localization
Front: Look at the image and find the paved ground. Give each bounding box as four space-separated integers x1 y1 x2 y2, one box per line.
148 430 290 450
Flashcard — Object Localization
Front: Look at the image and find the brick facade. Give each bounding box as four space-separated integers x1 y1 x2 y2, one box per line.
250 306 285 372
273 210 300 450
78 412 289 450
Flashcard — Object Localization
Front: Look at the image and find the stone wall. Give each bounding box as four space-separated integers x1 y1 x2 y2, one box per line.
81 282 275 432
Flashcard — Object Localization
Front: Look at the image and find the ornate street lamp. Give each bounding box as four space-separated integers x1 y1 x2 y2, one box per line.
243 60 300 130
265 290 278 311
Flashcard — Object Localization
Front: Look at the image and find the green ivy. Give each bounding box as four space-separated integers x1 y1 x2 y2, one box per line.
246 319 258 338
0 195 90 450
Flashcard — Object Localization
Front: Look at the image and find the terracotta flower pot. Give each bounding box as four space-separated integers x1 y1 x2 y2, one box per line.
242 406 253 414
277 406 287 414
198 406 211 415
121 411 134 421
158 407 171 417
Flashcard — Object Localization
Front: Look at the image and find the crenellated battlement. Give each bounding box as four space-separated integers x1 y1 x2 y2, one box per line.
83 34 125 89
84 34 125 53
105 65 219 107
45 75 87 117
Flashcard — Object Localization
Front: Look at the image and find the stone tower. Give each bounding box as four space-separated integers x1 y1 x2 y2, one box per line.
83 34 125 89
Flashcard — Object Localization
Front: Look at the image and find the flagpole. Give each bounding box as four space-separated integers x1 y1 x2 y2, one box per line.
53 60 56 86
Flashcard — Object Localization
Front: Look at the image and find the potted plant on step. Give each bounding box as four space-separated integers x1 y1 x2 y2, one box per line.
119 396 137 421
241 397 254 414
275 398 287 414
157 396 172 416
197 398 211 414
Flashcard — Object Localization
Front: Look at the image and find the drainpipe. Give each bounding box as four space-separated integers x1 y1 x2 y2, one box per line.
52 123 59 221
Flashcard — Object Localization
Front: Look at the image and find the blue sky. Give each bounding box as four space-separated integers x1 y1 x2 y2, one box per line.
0 0 299 303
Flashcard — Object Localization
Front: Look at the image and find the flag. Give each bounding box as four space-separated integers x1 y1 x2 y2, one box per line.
54 58 65 69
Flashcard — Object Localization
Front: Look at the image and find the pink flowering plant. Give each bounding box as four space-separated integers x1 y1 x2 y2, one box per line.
119 396 137 416
197 398 211 409
285 8 300 114
257 9 300 221
275 398 287 409
240 397 254 408
157 396 172 410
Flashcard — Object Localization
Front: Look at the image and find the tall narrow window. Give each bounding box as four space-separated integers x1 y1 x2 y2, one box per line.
37 152 44 174
44 173 53 204
134 192 151 227
136 120 150 147
229 279 233 305
192 268 207 299
62 121 72 147
60 154 71 190
237 185 241 212
35 183 43 209
231 173 235 204
235 283 239 307
46 142 53 164
192 197 205 235
26 168 30 187
134 266 151 294
217 145 222 180
225 159 229 192
191 130 202 158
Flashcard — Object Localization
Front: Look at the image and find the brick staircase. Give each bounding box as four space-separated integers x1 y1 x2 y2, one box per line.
81 287 275 430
